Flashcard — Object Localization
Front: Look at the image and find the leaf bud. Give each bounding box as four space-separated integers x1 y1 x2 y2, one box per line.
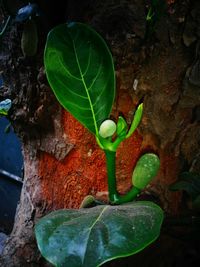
132 153 160 190
99 119 116 138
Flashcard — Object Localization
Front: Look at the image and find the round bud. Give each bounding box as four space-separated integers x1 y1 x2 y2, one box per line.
99 119 117 138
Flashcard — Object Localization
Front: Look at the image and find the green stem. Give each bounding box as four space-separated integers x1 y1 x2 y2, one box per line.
104 150 119 203
116 187 141 204
104 150 141 204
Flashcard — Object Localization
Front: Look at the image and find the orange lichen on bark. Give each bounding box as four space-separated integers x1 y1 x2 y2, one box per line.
39 110 143 209
38 100 182 214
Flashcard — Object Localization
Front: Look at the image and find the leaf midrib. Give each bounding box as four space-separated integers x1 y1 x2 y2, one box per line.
72 36 99 135
81 206 108 266
89 206 108 230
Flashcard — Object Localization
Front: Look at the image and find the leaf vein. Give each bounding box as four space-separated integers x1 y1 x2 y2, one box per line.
72 38 98 135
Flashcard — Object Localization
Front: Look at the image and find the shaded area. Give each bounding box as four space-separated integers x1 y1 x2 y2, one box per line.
0 171 22 233
0 117 23 233
0 117 23 176
105 225 200 267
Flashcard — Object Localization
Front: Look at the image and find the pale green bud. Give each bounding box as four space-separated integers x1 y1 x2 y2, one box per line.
99 119 116 138
132 153 160 190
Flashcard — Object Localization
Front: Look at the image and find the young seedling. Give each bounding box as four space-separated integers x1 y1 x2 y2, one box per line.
35 22 163 267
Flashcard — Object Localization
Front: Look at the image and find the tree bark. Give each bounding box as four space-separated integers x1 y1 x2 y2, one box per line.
0 0 200 266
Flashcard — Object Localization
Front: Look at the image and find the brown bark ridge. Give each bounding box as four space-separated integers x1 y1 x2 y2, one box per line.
0 0 200 266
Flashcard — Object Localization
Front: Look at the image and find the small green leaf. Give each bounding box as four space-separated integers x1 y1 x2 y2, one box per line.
169 172 200 200
79 195 96 208
44 22 115 135
126 103 143 139
132 153 160 190
116 116 128 137
146 7 154 21
0 99 12 116
35 201 163 267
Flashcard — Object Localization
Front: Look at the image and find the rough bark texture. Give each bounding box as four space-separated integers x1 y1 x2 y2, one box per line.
0 0 200 266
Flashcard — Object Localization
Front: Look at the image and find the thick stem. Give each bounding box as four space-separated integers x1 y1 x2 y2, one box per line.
104 150 141 204
104 150 119 203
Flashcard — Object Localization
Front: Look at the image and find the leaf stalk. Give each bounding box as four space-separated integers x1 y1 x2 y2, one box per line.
104 150 140 204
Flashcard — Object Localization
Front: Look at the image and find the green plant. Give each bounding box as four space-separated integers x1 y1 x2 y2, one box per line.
0 2 40 55
35 22 163 267
0 98 12 133
0 98 11 116
145 0 166 40
16 3 40 57
170 171 200 210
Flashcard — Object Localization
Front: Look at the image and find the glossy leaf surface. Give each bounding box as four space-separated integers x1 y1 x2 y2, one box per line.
116 116 128 137
44 22 115 135
35 201 163 267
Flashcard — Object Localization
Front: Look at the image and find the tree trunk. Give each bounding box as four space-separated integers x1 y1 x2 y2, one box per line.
0 0 200 266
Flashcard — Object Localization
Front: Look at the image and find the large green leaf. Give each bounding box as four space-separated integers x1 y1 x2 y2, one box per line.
44 22 115 135
35 201 163 267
